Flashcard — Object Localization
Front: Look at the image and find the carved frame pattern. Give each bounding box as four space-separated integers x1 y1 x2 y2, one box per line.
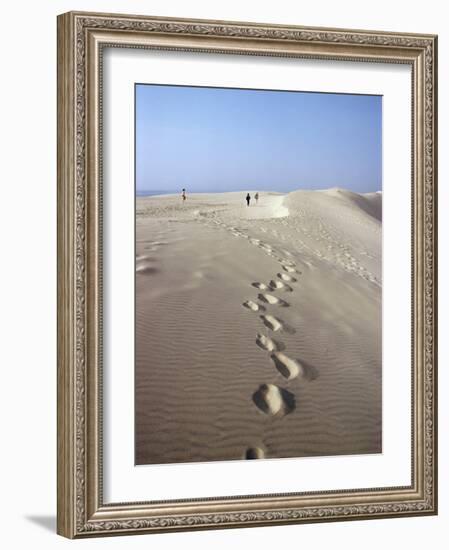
57 11 437 538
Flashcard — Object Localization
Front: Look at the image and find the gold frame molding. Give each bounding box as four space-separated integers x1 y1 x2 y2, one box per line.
57 11 438 538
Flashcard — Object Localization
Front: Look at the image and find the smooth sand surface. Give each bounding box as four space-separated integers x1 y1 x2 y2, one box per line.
135 189 382 465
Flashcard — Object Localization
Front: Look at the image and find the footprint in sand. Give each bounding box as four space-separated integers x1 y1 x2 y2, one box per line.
242 300 265 312
260 315 296 335
259 315 283 332
245 447 265 459
136 263 158 275
282 265 297 274
269 280 293 292
252 383 295 416
252 282 269 290
258 293 289 307
136 256 158 275
143 240 167 251
277 272 297 283
255 333 284 352
270 352 302 380
271 352 319 381
302 259 316 270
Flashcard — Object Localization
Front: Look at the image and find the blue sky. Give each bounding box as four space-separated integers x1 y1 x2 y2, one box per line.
136 84 382 194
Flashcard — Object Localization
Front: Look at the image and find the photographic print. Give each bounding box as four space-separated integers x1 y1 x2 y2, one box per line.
135 84 382 466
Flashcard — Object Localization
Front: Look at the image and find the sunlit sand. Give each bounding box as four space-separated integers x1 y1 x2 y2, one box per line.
135 188 382 465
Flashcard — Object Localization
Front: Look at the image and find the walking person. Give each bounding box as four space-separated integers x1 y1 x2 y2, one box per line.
246 193 251 207
255 192 259 205
181 188 187 203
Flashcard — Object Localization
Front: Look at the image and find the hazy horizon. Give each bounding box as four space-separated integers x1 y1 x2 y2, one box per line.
136 187 382 197
136 84 382 195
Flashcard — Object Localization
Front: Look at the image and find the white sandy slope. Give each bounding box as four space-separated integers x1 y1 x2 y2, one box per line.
135 188 382 465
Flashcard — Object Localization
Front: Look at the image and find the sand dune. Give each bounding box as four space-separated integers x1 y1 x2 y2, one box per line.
135 188 382 465
323 188 382 222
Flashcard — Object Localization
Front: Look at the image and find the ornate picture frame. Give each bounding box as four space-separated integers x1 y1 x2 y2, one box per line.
57 11 437 538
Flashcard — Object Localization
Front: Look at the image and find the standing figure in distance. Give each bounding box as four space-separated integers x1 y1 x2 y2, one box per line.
246 193 251 207
255 192 259 205
181 188 187 203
